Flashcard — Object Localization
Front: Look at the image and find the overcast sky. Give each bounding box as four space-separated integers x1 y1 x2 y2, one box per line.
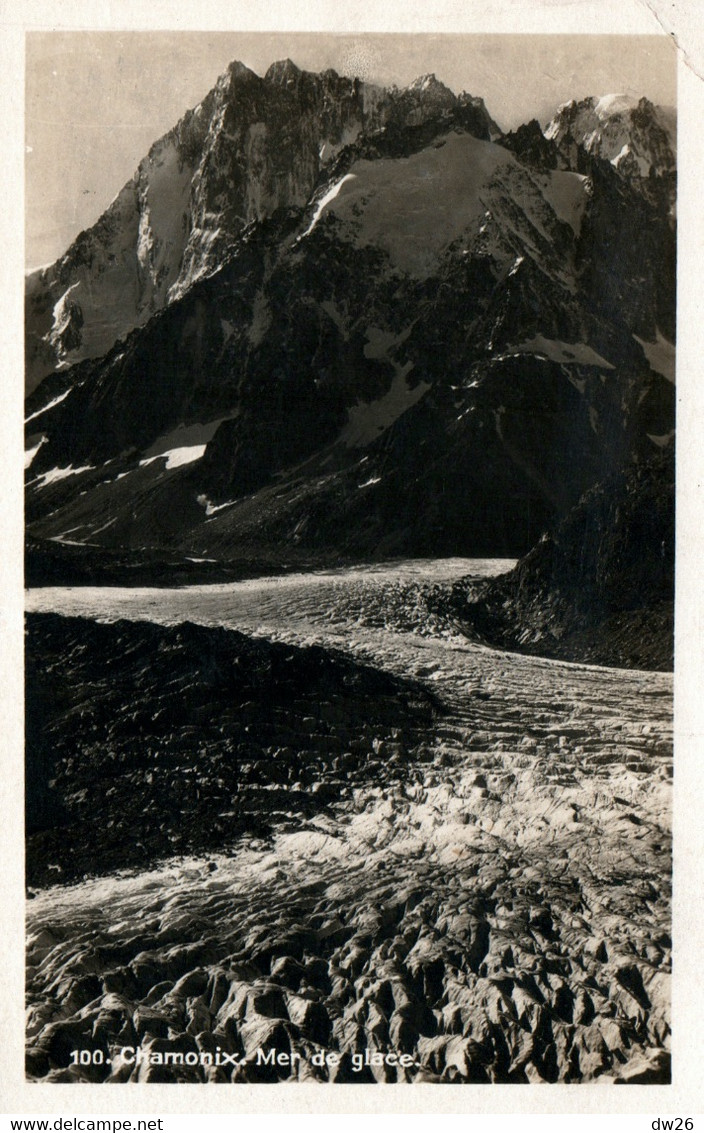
26 32 676 269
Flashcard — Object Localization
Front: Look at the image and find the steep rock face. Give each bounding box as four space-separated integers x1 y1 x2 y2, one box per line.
499 119 560 170
575 162 676 342
25 86 220 395
25 61 496 394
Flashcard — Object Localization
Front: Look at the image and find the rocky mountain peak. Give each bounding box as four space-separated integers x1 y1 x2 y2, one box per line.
213 59 261 101
499 118 560 170
264 58 303 86
405 73 457 112
223 59 259 83
408 73 454 97
545 92 676 180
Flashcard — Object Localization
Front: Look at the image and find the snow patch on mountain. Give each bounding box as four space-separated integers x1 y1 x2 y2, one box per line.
143 418 235 459
508 335 615 370
300 174 357 239
536 170 589 235
25 435 47 469
25 389 72 425
130 420 234 472
197 495 237 517
316 133 514 277
340 370 431 448
634 331 675 384
593 93 641 118
165 446 207 469
48 516 118 545
169 226 225 301
29 464 95 489
139 417 238 471
46 284 83 355
140 446 208 470
610 143 649 176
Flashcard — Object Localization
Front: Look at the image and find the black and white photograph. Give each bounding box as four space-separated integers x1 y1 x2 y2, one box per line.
9 2 699 1106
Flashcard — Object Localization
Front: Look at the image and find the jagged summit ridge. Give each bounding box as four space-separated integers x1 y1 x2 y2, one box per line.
545 93 676 178
25 59 497 394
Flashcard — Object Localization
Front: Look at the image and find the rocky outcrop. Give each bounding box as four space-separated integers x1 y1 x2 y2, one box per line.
499 119 560 170
440 450 674 669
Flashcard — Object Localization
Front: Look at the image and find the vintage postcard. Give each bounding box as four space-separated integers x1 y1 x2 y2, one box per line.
3 0 703 1119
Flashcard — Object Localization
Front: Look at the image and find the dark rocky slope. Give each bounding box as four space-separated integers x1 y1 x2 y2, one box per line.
440 451 674 670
